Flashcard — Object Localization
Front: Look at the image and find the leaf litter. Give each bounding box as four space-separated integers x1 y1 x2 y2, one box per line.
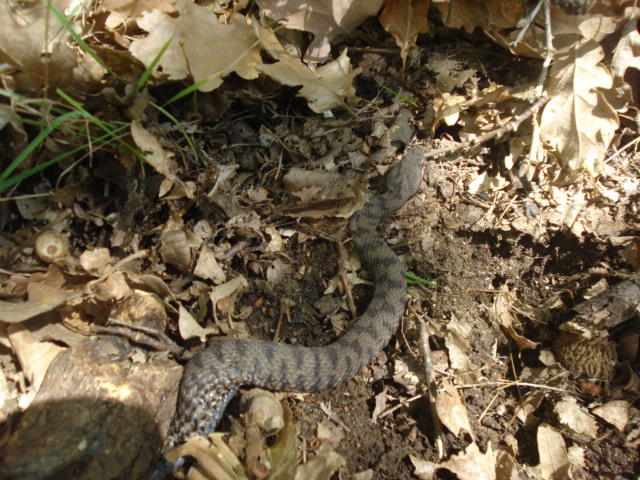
1 0 640 479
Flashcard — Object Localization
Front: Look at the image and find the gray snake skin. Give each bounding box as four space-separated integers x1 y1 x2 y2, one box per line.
164 146 425 452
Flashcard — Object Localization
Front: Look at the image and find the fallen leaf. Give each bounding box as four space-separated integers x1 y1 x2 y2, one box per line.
411 442 497 480
193 246 226 284
540 39 619 176
435 379 473 438
379 0 431 67
178 304 219 343
130 4 261 91
7 323 66 393
554 396 598 438
282 167 364 218
535 423 571 479
316 419 345 447
210 275 249 323
592 400 630 432
257 24 361 113
294 443 345 480
256 0 384 62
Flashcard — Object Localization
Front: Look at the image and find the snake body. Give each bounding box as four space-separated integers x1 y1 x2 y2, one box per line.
164 146 425 450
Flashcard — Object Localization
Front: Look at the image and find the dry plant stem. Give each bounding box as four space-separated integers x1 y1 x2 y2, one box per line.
272 298 293 343
99 318 189 359
512 0 545 46
535 0 555 98
222 238 252 260
418 317 444 459
424 96 549 161
337 241 357 318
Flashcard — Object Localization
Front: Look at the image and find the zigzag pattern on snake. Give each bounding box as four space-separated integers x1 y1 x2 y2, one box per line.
164 145 425 451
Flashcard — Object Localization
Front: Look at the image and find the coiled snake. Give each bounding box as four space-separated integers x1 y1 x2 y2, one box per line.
163 146 425 459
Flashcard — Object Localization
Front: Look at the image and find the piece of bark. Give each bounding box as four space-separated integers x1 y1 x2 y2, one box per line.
562 278 640 335
0 337 182 480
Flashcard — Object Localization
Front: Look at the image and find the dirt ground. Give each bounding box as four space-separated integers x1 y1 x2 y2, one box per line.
1 9 640 480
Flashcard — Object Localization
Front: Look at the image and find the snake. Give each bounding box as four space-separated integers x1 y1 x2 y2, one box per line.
162 145 425 460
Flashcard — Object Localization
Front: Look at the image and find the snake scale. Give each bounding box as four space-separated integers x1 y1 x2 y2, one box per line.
164 145 425 457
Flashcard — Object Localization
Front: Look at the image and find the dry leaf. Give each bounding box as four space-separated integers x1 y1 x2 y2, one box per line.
554 396 598 438
316 419 345 447
193 247 226 284
7 323 66 393
535 423 571 479
79 248 114 273
294 443 345 480
160 230 192 272
102 0 176 29
282 167 364 218
540 39 619 175
178 305 219 343
257 24 361 113
210 275 249 323
0 265 82 324
256 0 384 62
379 0 430 67
0 1 87 92
492 285 539 350
435 379 473 438
165 434 247 480
592 400 630 432
130 4 261 91
411 442 497 480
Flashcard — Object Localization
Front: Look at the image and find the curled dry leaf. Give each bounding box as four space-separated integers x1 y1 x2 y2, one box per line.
379 0 430 67
210 275 249 323
178 304 219 342
256 0 384 62
492 285 539 350
130 122 189 197
256 24 362 113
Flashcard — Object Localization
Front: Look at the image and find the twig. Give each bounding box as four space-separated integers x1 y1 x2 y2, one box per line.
418 317 444 459
337 241 357 318
424 95 549 161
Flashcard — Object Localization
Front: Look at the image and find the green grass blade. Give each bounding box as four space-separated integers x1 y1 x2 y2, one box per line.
0 110 81 184
43 0 120 80
137 35 174 92
377 83 417 106
0 123 130 192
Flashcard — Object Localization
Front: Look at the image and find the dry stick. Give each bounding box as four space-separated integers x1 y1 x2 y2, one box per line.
512 0 545 47
527 0 556 168
337 241 358 318
417 312 445 459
